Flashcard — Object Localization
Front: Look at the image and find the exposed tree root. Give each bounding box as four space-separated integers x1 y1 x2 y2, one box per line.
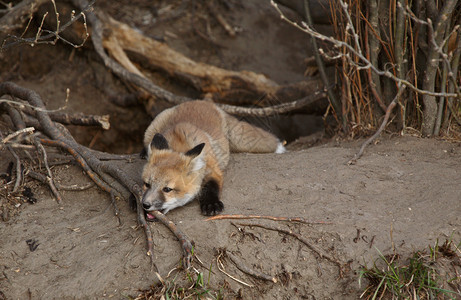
0 81 194 268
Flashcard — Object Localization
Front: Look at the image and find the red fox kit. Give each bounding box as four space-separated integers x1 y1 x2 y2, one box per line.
142 100 285 217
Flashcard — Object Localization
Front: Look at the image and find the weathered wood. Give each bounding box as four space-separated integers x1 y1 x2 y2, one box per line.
100 15 323 105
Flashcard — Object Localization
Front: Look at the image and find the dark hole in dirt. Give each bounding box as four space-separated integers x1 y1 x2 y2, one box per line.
0 0 336 155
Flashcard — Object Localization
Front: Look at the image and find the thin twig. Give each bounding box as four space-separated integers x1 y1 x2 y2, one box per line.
205 214 332 225
24 110 110 130
348 85 406 164
33 139 63 204
0 127 35 145
270 0 459 99
218 90 327 117
208 4 236 37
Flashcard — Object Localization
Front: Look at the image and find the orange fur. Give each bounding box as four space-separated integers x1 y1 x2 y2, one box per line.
142 100 284 215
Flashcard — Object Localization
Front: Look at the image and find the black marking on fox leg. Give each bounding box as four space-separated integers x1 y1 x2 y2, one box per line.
199 180 223 216
151 133 169 150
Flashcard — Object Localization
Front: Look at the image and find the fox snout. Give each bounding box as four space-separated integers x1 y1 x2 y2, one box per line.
141 200 163 211
141 188 163 211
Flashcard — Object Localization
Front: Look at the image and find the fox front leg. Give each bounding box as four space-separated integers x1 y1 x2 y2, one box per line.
198 180 223 216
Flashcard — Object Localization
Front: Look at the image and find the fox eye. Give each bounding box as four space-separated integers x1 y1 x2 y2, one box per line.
144 182 151 189
162 187 173 193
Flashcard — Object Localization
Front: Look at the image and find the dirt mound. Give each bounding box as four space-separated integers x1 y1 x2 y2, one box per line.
1 136 460 299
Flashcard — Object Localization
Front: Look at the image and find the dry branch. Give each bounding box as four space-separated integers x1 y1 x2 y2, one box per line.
0 127 34 146
216 251 254 287
206 214 332 225
100 15 323 105
67 0 328 119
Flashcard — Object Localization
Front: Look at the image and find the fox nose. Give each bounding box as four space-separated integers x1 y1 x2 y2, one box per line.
142 203 151 210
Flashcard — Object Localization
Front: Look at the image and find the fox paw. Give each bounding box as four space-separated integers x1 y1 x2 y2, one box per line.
200 200 224 216
199 180 224 216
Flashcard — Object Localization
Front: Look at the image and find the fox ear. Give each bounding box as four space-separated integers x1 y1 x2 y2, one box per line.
151 133 169 150
185 143 205 158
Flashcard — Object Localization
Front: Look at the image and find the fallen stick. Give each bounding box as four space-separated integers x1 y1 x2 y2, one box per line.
206 214 332 225
100 15 322 104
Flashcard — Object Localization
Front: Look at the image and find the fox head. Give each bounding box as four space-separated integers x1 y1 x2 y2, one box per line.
142 133 206 215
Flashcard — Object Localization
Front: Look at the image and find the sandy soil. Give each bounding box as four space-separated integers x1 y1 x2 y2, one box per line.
1 1 460 299
1 136 460 299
